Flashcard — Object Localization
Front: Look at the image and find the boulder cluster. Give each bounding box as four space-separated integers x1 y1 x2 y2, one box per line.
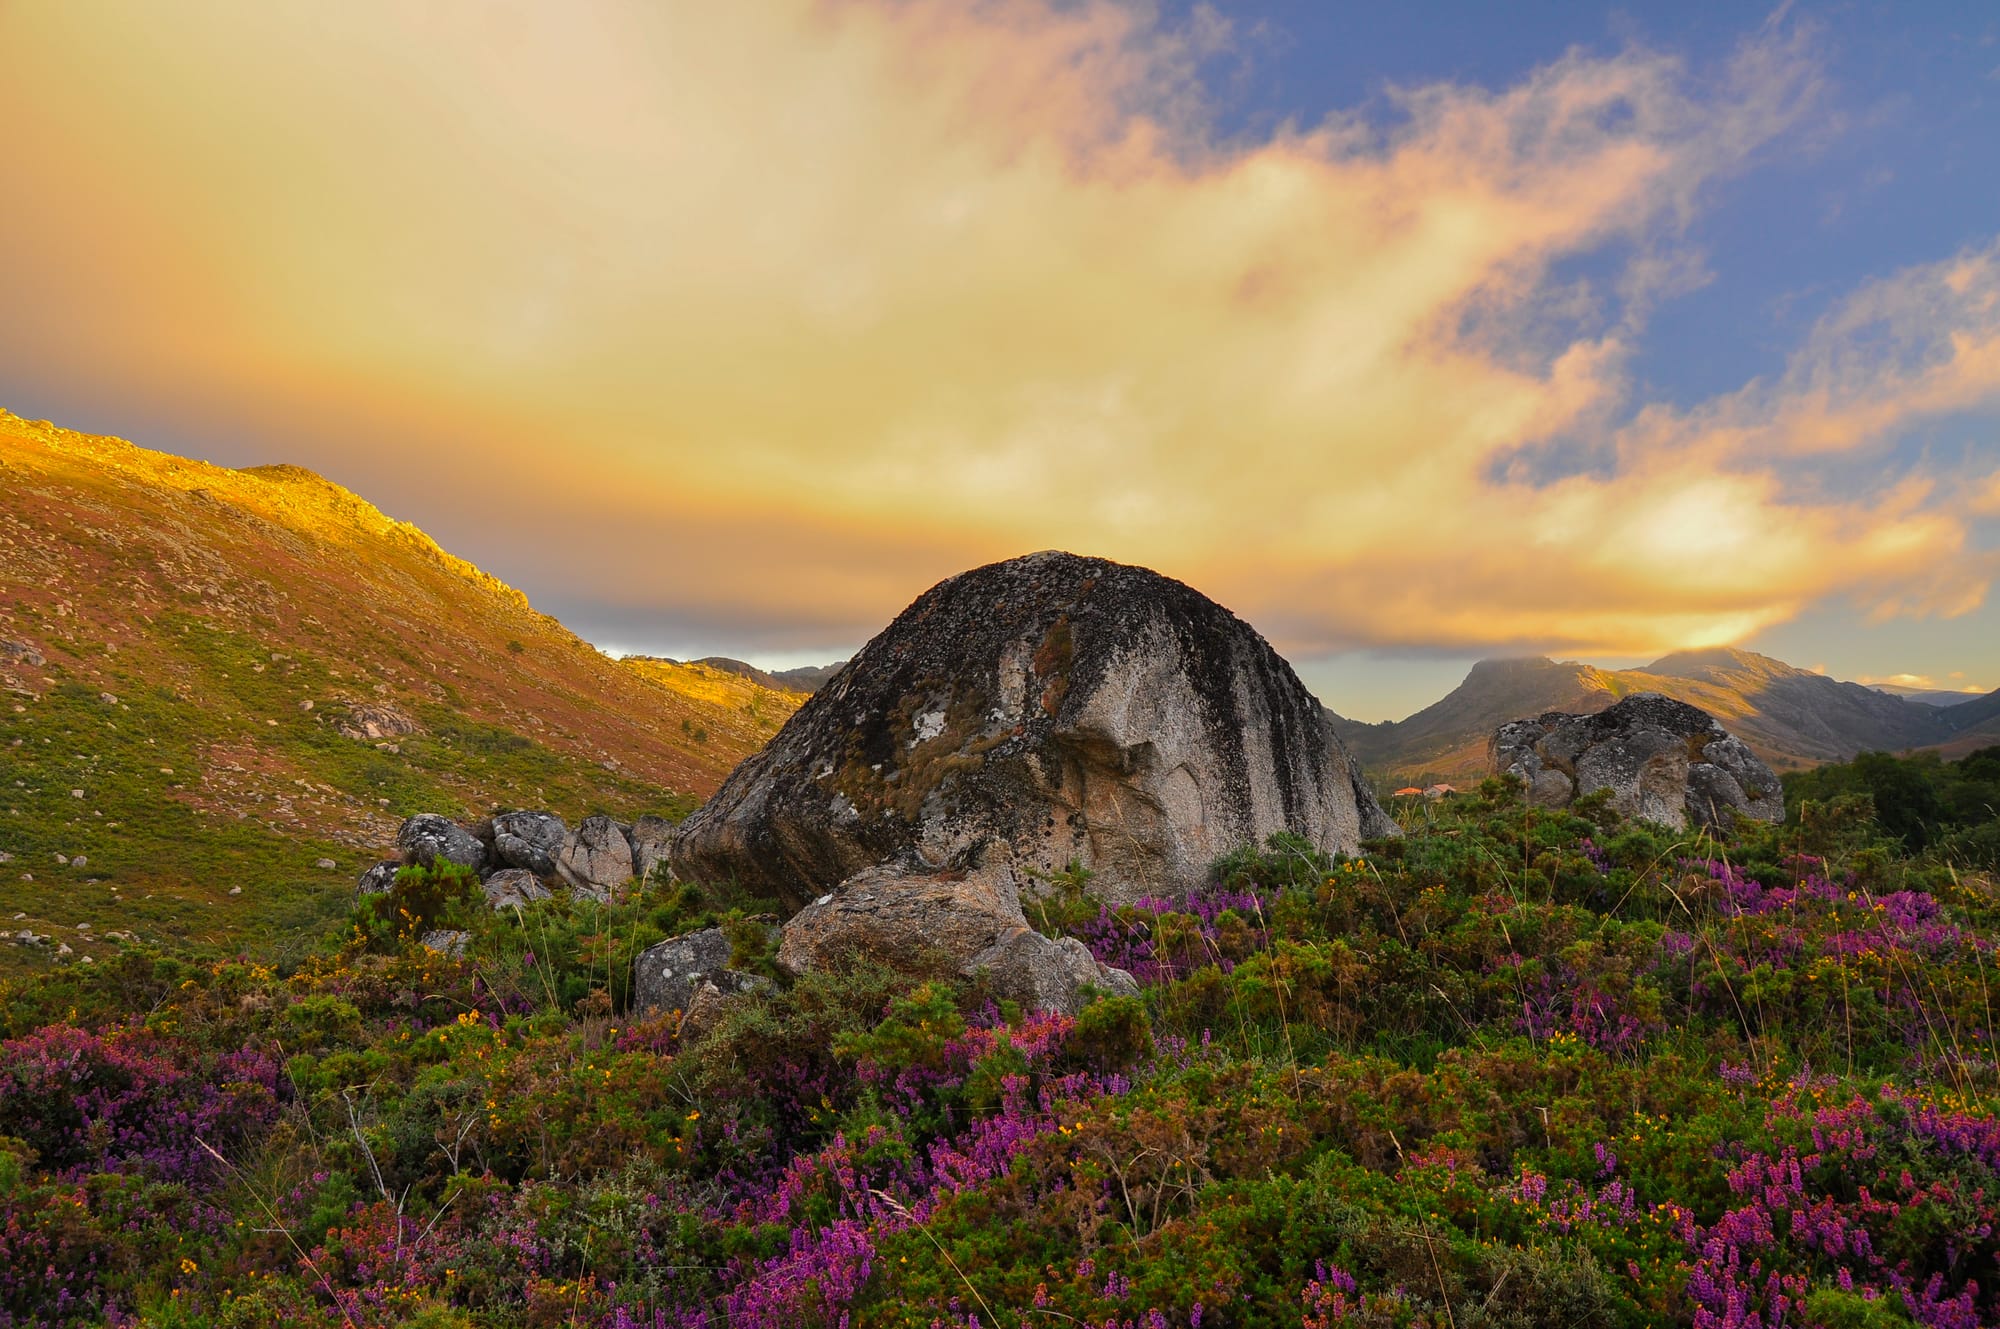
357 809 674 910
665 551 1395 1015
1490 693 1785 832
368 553 1404 1018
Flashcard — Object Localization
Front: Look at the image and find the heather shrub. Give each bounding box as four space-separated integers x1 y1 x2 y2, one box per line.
2 791 1997 1326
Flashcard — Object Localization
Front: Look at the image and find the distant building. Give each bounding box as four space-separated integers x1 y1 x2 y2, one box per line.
1393 786 1424 798
1422 783 1457 799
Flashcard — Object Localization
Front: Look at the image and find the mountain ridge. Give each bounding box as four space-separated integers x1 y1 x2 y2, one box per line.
1331 647 1990 781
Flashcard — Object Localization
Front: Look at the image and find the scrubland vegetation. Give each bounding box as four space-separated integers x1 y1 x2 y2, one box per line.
5 773 2000 1328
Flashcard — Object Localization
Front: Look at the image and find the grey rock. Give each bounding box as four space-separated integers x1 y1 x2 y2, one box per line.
628 815 675 885
632 926 774 1016
671 551 1394 912
482 867 553 911
679 975 777 1041
491 810 568 878
0 638 45 668
314 857 337 871
1491 693 1784 832
356 859 404 898
777 859 1138 1015
396 813 487 875
558 814 634 901
418 929 470 958
332 702 419 742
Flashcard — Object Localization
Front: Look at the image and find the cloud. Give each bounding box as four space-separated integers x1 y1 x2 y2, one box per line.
0 1 1996 659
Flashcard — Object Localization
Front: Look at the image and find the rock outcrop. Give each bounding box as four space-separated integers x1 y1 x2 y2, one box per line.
558 814 635 900
628 815 673 885
670 551 1395 912
368 808 671 905
332 701 419 742
482 867 552 911
1491 694 1785 831
490 811 568 878
396 813 488 875
777 859 1137 1015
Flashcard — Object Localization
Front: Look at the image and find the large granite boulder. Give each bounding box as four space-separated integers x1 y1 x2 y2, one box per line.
670 551 1395 911
491 811 568 878
396 814 487 874
777 859 1137 1016
558 815 635 901
1491 694 1784 831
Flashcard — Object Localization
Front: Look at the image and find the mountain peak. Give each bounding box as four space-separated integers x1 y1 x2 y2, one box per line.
1638 647 1799 683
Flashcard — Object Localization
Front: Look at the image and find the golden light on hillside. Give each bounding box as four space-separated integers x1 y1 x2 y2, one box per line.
1 2 1997 659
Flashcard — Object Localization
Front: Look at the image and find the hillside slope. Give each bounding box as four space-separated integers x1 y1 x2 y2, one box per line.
0 409 788 970
1334 648 1963 781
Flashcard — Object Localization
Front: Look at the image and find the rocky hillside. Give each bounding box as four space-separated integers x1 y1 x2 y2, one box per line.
1334 648 1984 781
0 409 793 973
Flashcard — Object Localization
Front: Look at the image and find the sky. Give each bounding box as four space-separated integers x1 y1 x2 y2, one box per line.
2 1 1997 721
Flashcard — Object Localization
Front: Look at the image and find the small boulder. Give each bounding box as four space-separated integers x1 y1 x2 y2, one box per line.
558 815 634 901
1491 694 1784 832
419 929 470 958
632 926 773 1016
314 857 337 871
777 859 1137 1015
332 702 419 742
491 811 568 878
356 859 403 897
628 815 674 885
0 638 45 668
482 867 553 911
396 814 487 875
679 976 776 1042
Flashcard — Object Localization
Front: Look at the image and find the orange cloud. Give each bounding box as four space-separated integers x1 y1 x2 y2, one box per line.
0 2 1993 659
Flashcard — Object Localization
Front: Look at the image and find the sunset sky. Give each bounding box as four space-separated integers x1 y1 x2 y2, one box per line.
3 1 1998 719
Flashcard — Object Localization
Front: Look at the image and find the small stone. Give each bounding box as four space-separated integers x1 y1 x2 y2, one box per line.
98 692 118 706
55 942 71 957
159 767 174 775
228 885 242 896
419 928 470 958
69 789 84 799
266 719 278 727
314 857 337 870
53 853 67 866
69 855 85 869
299 699 314 711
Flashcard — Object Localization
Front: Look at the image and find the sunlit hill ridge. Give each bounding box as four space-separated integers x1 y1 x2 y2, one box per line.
0 409 802 972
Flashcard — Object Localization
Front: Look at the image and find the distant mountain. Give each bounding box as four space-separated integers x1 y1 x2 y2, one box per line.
1868 683 1986 707
773 661 847 692
0 409 794 971
692 656 847 694
1330 648 1977 781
